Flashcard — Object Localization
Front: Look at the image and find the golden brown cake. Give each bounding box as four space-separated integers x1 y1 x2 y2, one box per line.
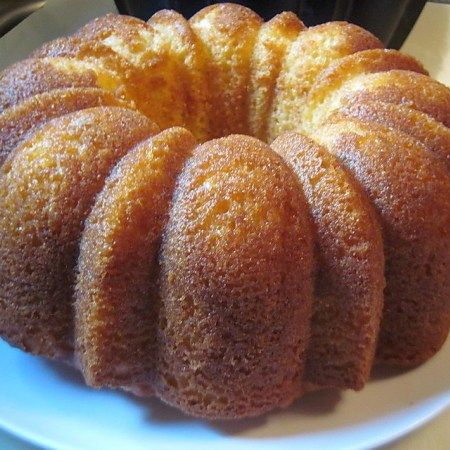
0 2 449 420
32 13 209 137
0 88 129 166
0 57 127 112
190 4 263 138
313 118 450 365
76 127 196 390
0 107 159 358
147 11 211 141
272 132 385 391
306 68 450 130
267 22 384 141
301 49 427 130
337 100 450 171
153 135 314 418
248 11 305 140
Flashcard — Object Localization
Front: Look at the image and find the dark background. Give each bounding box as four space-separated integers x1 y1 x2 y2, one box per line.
0 1 447 48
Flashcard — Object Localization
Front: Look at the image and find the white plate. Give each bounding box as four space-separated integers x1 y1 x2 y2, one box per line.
0 338 449 450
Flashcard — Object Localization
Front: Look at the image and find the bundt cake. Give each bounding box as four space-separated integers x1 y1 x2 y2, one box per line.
0 3 449 419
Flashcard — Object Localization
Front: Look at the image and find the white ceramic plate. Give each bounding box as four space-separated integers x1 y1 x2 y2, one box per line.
0 337 449 450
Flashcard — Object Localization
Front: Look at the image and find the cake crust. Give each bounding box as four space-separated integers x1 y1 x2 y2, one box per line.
0 107 158 358
0 88 129 166
76 127 196 390
273 132 385 390
315 118 450 365
154 135 314 418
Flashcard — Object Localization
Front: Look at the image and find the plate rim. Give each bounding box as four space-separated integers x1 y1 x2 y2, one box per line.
1 402 450 450
0 340 449 450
